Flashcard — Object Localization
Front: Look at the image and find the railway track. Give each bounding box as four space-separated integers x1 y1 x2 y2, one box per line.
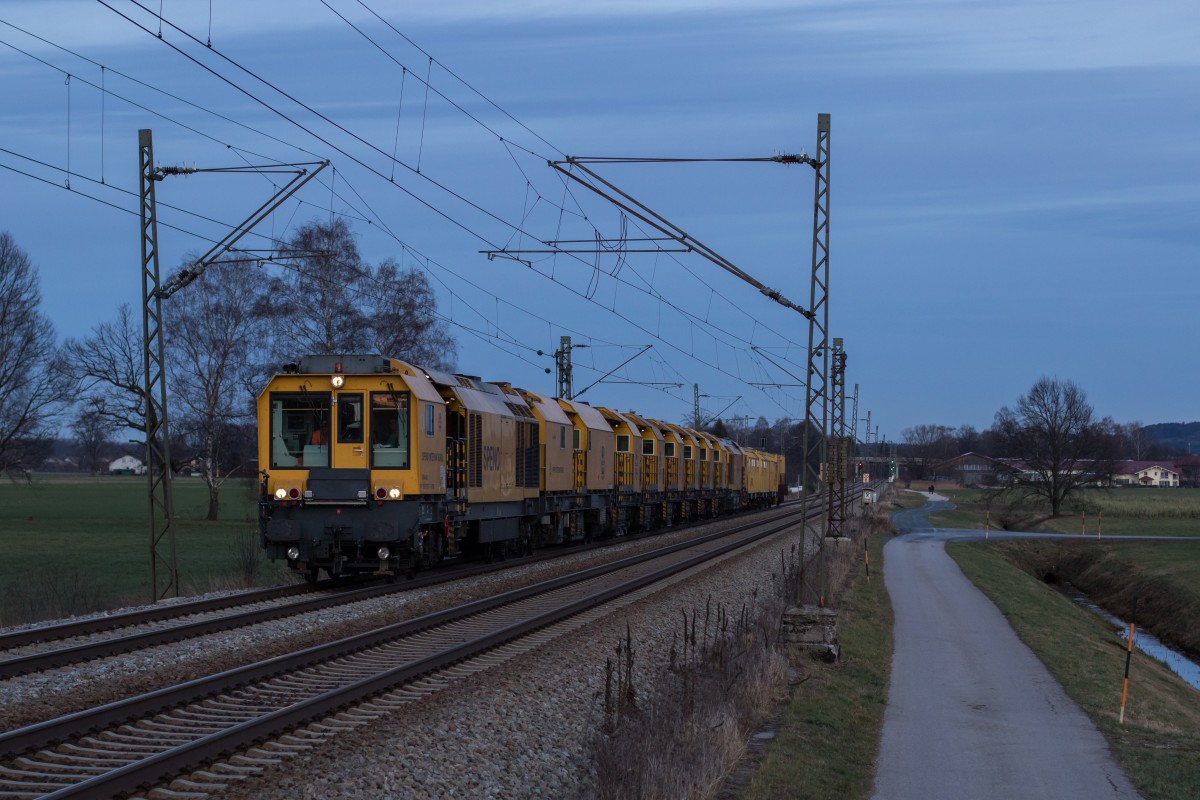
0 499 821 679
0 506 811 799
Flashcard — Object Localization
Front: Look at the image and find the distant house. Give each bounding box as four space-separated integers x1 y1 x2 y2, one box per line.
930 452 1018 486
39 456 80 473
108 455 146 476
1112 461 1179 488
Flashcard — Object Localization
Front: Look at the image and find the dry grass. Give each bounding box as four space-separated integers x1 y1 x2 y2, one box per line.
0 565 106 626
591 604 792 800
741 509 895 800
590 498 896 800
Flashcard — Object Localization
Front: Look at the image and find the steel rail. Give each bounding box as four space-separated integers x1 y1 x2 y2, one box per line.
23 511 806 800
0 501 815 677
0 504 812 762
0 582 319 650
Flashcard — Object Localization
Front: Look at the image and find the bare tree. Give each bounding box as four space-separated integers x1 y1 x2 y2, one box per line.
369 258 457 370
167 264 267 520
72 397 117 474
901 423 954 480
261 217 372 360
62 304 149 439
723 416 751 446
1121 421 1149 460
749 416 771 449
261 219 458 370
992 377 1119 516
955 424 983 455
0 232 64 476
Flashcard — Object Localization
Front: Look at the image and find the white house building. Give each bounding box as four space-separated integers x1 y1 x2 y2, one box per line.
1112 461 1179 488
108 455 146 476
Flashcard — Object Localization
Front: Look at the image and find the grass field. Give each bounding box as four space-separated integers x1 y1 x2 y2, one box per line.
929 487 1200 536
0 474 288 625
948 542 1200 800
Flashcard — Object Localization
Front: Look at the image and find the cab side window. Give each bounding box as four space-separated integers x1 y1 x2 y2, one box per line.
370 391 410 468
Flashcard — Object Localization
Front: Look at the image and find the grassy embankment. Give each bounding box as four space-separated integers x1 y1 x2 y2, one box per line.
948 541 1200 800
737 492 922 799
0 474 286 626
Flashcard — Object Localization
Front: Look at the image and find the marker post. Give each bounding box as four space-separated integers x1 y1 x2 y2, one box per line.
1119 598 1138 724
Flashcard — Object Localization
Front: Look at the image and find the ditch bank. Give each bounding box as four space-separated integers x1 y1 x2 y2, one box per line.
985 539 1200 662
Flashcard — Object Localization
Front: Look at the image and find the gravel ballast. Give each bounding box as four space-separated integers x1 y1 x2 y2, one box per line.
210 522 808 800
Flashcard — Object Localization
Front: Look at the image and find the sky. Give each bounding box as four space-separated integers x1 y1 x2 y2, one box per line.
1 0 1197 444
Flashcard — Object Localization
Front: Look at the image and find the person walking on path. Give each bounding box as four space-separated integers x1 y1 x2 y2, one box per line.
870 495 1140 800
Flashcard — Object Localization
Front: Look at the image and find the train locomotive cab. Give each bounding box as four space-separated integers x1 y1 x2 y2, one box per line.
258 355 447 581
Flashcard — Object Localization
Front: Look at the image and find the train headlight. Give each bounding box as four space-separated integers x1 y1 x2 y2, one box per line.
388 487 402 500
331 374 345 388
377 547 390 560
286 546 301 560
274 488 287 500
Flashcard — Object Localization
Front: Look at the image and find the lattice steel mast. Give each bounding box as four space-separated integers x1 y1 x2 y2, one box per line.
851 383 860 474
800 113 832 537
138 129 177 601
829 338 848 537
138 129 327 602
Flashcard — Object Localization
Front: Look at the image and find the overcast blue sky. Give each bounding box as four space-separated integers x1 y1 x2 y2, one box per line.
1 1 1197 442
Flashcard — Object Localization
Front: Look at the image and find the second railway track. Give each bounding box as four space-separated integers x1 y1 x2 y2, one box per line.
0 507 810 800
0 499 820 679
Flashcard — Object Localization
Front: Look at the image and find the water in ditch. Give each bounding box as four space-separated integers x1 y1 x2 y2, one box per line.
1062 585 1200 691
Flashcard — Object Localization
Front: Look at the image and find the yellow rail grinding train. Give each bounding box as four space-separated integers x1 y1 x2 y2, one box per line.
258 354 784 580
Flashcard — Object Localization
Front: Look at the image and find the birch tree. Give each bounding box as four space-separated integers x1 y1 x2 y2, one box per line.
167 264 267 520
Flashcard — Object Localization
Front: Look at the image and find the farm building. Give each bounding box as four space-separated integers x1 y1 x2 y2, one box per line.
108 455 146 476
930 452 1017 486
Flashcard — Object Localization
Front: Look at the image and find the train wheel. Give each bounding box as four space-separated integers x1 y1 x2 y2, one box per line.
304 565 320 584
